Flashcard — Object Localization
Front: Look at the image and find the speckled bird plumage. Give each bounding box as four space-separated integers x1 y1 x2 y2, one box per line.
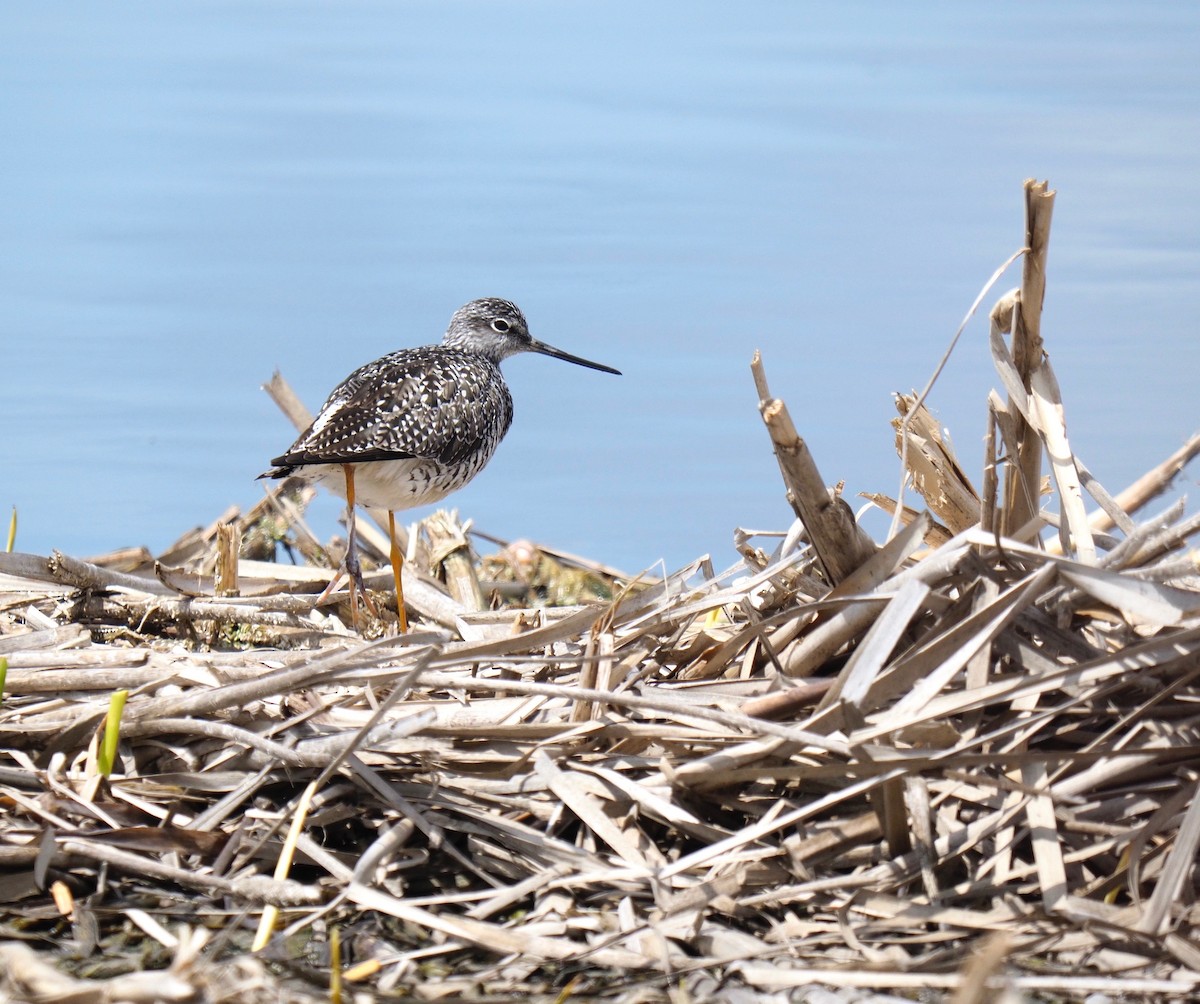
262 298 620 512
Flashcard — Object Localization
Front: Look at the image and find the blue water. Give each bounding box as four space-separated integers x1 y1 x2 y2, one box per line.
3 2 1198 573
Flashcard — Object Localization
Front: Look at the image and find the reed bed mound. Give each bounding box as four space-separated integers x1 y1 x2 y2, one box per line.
3 181 1200 1003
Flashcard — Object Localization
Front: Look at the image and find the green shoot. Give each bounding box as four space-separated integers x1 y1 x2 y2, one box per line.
5 507 14 552
329 925 342 1004
96 689 129 777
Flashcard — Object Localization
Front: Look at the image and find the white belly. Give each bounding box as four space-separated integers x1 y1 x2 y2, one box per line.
295 451 492 512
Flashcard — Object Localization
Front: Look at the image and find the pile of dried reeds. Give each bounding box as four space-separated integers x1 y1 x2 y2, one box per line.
3 180 1200 1002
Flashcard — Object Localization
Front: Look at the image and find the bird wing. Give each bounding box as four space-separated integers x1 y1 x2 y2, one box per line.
270 347 513 470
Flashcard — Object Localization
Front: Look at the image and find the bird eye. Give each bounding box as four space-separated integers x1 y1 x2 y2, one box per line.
491 319 510 333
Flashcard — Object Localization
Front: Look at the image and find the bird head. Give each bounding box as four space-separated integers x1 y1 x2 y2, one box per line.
442 298 621 375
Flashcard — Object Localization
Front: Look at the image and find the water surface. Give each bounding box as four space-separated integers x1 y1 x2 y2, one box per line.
3 2 1198 572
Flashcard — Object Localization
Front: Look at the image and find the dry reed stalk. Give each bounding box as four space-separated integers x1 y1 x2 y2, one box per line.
1000 178 1055 538
752 351 877 585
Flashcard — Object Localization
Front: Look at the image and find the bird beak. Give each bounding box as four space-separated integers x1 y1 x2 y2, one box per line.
527 338 622 375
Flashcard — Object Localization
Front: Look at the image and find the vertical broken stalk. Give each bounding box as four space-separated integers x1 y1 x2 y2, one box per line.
751 351 876 585
1000 178 1056 536
981 403 999 539
215 522 241 597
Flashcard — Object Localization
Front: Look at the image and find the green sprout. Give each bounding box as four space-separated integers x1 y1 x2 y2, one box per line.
96 689 129 777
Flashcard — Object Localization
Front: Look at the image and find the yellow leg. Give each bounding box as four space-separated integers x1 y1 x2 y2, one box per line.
388 510 409 633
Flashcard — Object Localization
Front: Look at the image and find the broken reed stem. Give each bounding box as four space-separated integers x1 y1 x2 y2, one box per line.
751 351 876 585
981 401 999 540
262 370 315 432
891 394 980 534
1001 178 1056 536
215 522 241 597
425 511 485 611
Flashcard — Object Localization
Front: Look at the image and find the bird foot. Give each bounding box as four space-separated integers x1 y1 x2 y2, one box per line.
314 560 379 628
345 545 380 621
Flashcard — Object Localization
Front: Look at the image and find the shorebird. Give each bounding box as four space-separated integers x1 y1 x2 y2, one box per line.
261 298 621 630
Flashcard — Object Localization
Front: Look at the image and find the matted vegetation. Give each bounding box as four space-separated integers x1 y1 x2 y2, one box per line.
2 181 1200 1002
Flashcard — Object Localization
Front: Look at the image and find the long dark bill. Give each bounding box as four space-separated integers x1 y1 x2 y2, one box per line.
528 338 621 376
